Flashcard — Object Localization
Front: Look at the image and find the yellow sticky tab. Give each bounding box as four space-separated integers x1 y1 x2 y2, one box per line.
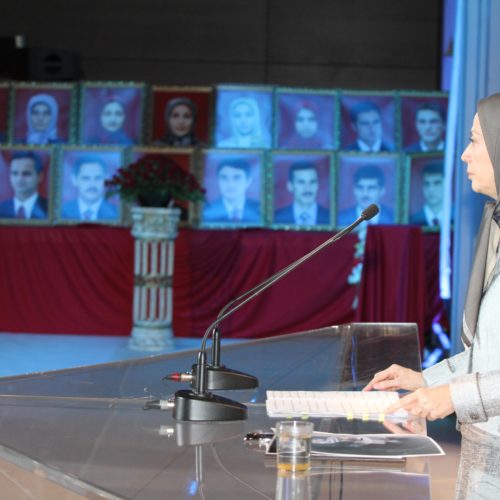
347 412 354 421
300 415 309 420
362 413 369 421
378 413 385 422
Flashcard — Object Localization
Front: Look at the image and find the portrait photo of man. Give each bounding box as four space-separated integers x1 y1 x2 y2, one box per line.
60 152 120 222
273 158 331 226
409 158 445 227
0 150 50 220
402 97 448 153
276 91 336 150
341 95 395 153
202 152 262 225
337 157 397 227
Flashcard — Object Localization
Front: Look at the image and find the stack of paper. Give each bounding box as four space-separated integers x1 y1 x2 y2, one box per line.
266 390 407 420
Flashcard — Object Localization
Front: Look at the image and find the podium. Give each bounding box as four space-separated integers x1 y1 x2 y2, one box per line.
0 323 457 498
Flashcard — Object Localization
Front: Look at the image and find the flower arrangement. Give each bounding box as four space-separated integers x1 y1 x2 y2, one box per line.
105 154 205 207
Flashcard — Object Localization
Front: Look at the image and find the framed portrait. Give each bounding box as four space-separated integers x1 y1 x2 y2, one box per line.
214 85 273 149
79 82 146 146
0 146 53 225
0 83 10 144
339 91 397 153
269 151 333 230
11 82 77 146
275 88 338 150
199 148 265 228
149 86 212 148
405 153 446 230
127 147 195 225
336 152 400 228
55 146 124 225
400 92 448 153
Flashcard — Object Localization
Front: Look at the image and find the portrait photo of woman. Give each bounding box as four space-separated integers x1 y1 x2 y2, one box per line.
79 83 145 146
157 97 199 147
276 90 337 150
94 98 132 145
215 86 272 149
25 94 62 145
150 86 212 148
12 83 76 145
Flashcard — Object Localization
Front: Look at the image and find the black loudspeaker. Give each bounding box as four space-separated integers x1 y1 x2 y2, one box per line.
3 46 82 81
26 47 82 81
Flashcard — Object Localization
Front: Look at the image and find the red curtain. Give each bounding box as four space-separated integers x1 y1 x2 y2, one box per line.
356 226 426 348
0 226 443 341
0 226 134 335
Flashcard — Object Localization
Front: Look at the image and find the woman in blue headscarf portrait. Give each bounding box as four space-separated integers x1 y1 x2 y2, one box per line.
24 94 63 145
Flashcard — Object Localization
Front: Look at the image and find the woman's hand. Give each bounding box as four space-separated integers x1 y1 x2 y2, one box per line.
363 364 425 392
384 385 455 421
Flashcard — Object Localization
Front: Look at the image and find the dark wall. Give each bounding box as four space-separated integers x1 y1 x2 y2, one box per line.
2 0 441 89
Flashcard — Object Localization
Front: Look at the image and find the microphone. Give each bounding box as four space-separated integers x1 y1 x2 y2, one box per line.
172 204 379 421
360 204 379 221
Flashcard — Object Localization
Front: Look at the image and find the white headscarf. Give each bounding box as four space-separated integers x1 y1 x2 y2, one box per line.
26 94 59 145
227 97 264 147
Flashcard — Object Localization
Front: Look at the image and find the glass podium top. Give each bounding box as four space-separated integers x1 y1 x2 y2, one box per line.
0 323 438 499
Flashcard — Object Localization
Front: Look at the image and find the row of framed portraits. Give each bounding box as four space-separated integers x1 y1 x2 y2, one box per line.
0 81 448 154
0 145 447 231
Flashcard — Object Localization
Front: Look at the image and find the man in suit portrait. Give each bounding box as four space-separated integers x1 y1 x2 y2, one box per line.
0 151 48 219
345 101 393 152
202 157 260 223
61 155 118 221
410 161 444 227
337 165 394 226
274 160 330 225
405 103 446 153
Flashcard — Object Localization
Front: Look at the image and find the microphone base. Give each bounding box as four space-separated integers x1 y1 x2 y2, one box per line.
191 364 259 391
173 389 248 421
173 420 245 446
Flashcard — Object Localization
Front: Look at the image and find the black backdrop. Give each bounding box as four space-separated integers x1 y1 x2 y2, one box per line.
2 0 442 89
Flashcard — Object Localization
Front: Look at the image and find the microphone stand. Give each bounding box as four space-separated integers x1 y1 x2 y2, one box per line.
173 204 379 421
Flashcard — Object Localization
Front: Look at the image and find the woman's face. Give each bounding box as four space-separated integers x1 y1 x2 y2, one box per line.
295 108 318 138
461 113 497 200
232 102 255 136
168 104 193 137
31 103 52 132
100 101 126 132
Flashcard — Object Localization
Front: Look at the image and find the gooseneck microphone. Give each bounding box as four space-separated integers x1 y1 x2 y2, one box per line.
171 204 380 421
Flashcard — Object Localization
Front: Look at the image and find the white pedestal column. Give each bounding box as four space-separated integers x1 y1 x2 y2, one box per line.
129 207 181 351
